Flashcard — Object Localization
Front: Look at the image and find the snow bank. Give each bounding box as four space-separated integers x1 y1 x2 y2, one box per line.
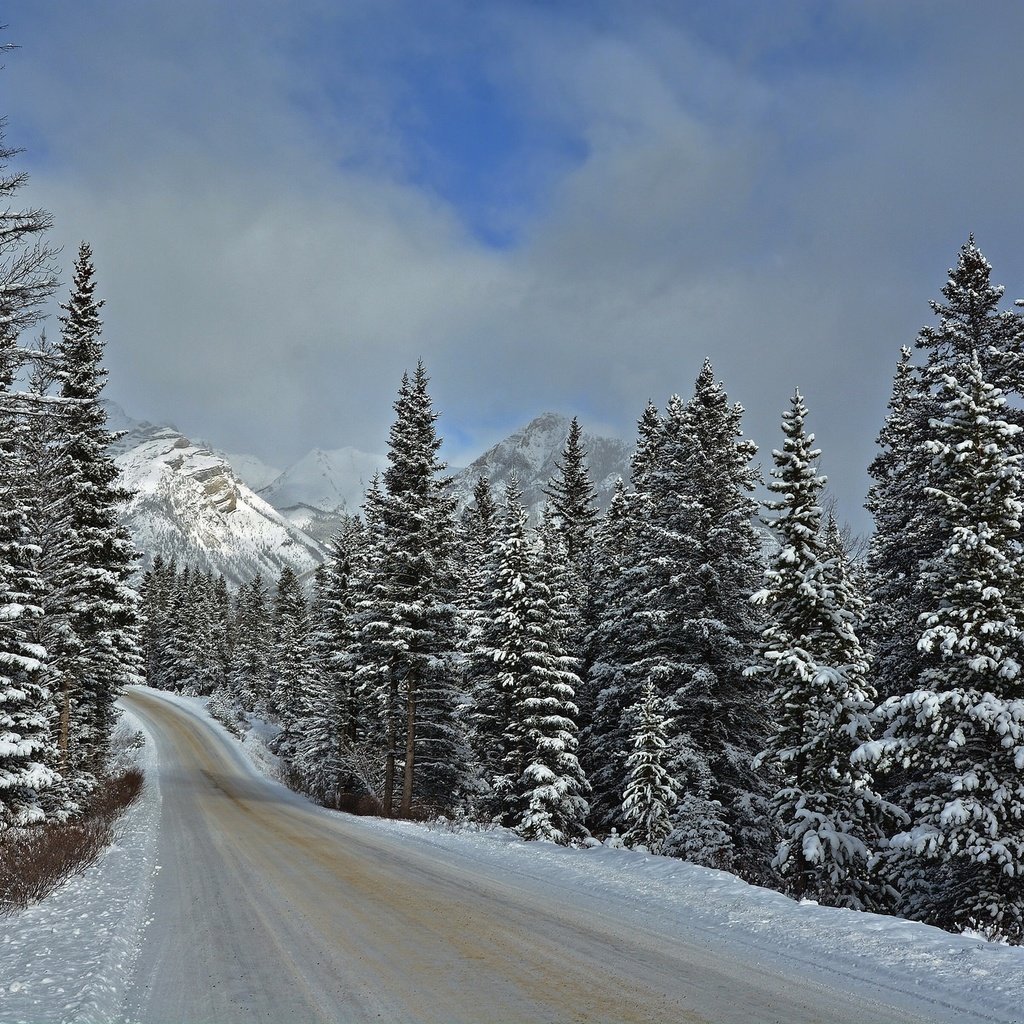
0 709 161 1024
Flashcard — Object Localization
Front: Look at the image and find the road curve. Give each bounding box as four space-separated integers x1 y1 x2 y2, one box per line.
121 687 932 1024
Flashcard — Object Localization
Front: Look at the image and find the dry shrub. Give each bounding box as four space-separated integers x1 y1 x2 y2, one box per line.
0 767 146 915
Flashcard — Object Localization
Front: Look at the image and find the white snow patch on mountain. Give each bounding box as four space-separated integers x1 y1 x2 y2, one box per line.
214 451 281 492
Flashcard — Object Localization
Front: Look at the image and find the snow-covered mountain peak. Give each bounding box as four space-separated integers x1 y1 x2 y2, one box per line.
447 413 631 519
114 423 324 585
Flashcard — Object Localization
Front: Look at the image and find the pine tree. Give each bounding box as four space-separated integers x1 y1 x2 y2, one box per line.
0 84 60 826
874 355 1024 941
584 405 664 832
360 367 464 815
490 483 589 843
229 575 271 710
621 681 679 854
297 519 367 805
865 348 937 700
752 391 892 910
46 243 141 776
0 442 56 826
543 417 599 565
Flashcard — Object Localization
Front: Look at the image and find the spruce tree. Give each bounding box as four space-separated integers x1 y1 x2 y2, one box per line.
297 519 365 805
543 417 598 565
490 483 589 843
0 85 60 826
45 243 141 777
753 391 892 910
874 355 1024 941
621 681 679 854
361 367 464 815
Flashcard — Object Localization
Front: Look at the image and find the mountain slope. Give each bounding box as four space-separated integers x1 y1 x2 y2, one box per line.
259 446 387 513
447 413 631 518
111 418 325 585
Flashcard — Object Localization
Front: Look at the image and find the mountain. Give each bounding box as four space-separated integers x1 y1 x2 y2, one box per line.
216 450 281 492
104 404 631 584
107 407 325 586
259 446 386 511
447 413 632 519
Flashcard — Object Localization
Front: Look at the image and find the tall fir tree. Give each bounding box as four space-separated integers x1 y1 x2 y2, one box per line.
47 243 141 778
872 355 1024 941
363 367 465 815
621 681 679 854
752 391 892 910
543 417 598 566
489 482 589 843
0 83 60 825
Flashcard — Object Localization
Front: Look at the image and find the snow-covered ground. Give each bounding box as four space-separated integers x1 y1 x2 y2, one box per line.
0 711 161 1024
5 688 1024 1023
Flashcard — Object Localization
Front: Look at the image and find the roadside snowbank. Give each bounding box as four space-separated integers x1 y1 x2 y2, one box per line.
0 709 161 1024
141 687 1024 1024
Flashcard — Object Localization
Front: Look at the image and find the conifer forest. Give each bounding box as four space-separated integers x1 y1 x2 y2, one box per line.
3 33 1024 968
138 236 1024 946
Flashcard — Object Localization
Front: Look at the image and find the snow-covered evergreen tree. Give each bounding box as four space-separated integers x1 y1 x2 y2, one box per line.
229 575 271 710
621 681 679 854
269 565 310 755
543 416 598 566
358 367 465 815
584 405 663 831
44 242 141 777
296 518 365 805
865 348 937 700
752 391 892 910
489 482 589 844
0 438 56 826
871 354 1024 941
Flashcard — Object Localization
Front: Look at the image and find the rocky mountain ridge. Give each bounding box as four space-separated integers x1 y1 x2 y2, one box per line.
106 404 633 581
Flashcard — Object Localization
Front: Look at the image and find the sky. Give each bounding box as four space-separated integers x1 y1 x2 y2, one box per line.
4 0 1024 531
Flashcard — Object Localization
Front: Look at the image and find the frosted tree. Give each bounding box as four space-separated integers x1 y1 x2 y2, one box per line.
621 681 679 854
42 243 141 778
865 348 937 700
465 474 522 809
752 392 892 910
270 565 309 738
358 367 465 815
872 355 1024 941
584 404 663 831
297 520 365 806
659 362 771 876
0 429 56 826
917 236 1024 407
229 575 271 710
543 416 598 566
0 95 61 825
490 483 589 843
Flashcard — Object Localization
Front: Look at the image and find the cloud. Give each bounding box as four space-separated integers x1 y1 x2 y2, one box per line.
6 1 1024 532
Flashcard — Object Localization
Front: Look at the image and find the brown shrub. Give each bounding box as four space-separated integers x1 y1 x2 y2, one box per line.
0 767 146 916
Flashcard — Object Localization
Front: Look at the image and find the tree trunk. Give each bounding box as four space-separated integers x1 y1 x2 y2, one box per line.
400 676 416 818
59 673 71 765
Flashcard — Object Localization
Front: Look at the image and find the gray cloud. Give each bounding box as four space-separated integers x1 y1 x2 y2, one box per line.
7 1 1024 532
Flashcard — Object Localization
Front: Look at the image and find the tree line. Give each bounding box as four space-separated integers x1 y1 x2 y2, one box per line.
143 240 1024 946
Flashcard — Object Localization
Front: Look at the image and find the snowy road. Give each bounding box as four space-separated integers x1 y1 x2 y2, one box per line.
121 688 977 1024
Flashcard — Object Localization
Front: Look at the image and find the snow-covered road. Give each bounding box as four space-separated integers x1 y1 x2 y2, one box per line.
118 687 1019 1024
